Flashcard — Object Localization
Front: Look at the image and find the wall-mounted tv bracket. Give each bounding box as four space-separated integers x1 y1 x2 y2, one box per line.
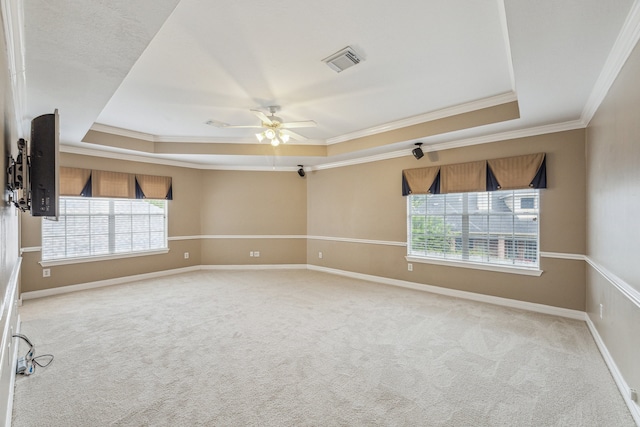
6 138 31 212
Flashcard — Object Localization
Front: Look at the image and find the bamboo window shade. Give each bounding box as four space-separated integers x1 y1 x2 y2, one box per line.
402 166 440 195
402 153 546 195
91 170 136 199
440 160 486 194
135 174 173 199
487 153 545 190
59 167 91 196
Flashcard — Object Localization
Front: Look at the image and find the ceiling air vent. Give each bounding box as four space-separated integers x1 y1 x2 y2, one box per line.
323 46 362 73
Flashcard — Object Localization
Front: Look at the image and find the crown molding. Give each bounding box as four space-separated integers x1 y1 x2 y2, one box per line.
1 0 28 138
61 144 201 168
154 135 258 144
325 92 518 145
581 0 640 125
312 119 585 171
71 117 586 172
91 123 322 145
90 123 156 141
310 149 408 171
425 119 585 152
60 144 301 171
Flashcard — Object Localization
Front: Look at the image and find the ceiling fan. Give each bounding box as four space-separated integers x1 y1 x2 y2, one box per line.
206 106 316 146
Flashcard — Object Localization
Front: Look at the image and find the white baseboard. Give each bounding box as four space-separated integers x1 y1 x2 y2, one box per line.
20 264 309 300
20 266 202 301
307 265 585 320
585 314 640 425
21 263 584 321
201 264 307 271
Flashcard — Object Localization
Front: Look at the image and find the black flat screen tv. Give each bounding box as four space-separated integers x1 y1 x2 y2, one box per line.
29 109 59 218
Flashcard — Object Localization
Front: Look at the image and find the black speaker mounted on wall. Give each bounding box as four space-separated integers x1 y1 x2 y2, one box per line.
412 142 424 160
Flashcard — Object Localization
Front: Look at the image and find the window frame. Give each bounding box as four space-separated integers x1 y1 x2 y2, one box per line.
406 189 543 276
40 196 169 267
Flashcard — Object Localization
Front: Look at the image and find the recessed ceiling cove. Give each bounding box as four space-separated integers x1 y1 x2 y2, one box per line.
94 0 514 140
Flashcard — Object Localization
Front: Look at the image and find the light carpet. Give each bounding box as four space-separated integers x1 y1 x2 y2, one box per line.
12 269 635 426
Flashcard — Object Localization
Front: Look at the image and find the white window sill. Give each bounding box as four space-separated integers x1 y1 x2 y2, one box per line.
39 248 170 267
405 255 543 276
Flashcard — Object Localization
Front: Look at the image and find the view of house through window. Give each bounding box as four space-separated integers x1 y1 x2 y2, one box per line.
42 197 167 261
407 189 539 268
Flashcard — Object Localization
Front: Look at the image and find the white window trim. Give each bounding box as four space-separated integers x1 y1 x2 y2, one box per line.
405 255 542 276
407 190 541 276
404 255 543 276
39 248 170 267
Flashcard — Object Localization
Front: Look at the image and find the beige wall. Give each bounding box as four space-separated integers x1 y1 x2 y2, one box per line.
586 41 640 409
308 129 587 310
21 130 587 312
198 169 307 265
20 153 204 293
20 157 309 292
0 12 22 422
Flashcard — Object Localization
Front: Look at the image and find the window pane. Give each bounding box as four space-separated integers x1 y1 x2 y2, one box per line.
91 216 109 234
115 233 132 252
42 197 167 261
408 190 539 269
90 200 109 215
91 235 109 255
149 232 165 249
132 233 150 251
115 215 132 233
149 215 165 231
114 200 132 214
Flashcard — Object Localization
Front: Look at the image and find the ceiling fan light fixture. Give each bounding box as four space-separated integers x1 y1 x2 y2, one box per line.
265 129 276 139
270 137 280 147
255 133 265 142
280 133 290 143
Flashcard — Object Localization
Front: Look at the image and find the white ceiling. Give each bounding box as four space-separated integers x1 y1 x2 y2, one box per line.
15 0 638 169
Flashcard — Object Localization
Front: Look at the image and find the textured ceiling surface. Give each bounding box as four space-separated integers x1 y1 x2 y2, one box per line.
17 0 637 167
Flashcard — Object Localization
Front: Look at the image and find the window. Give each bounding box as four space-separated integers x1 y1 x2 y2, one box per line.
407 189 539 269
42 197 167 261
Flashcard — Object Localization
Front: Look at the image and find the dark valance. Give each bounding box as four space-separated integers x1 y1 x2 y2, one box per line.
402 153 547 196
59 167 173 200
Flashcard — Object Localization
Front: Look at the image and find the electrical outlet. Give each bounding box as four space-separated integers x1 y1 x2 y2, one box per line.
599 303 603 320
42 268 50 277
630 388 638 402
254 251 260 257
408 263 413 272
318 251 323 259
183 252 189 259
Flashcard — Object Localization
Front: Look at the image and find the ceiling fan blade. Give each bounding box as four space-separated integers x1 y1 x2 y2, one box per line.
205 120 229 128
250 109 273 126
220 125 263 129
281 129 308 141
205 120 262 129
280 120 317 129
